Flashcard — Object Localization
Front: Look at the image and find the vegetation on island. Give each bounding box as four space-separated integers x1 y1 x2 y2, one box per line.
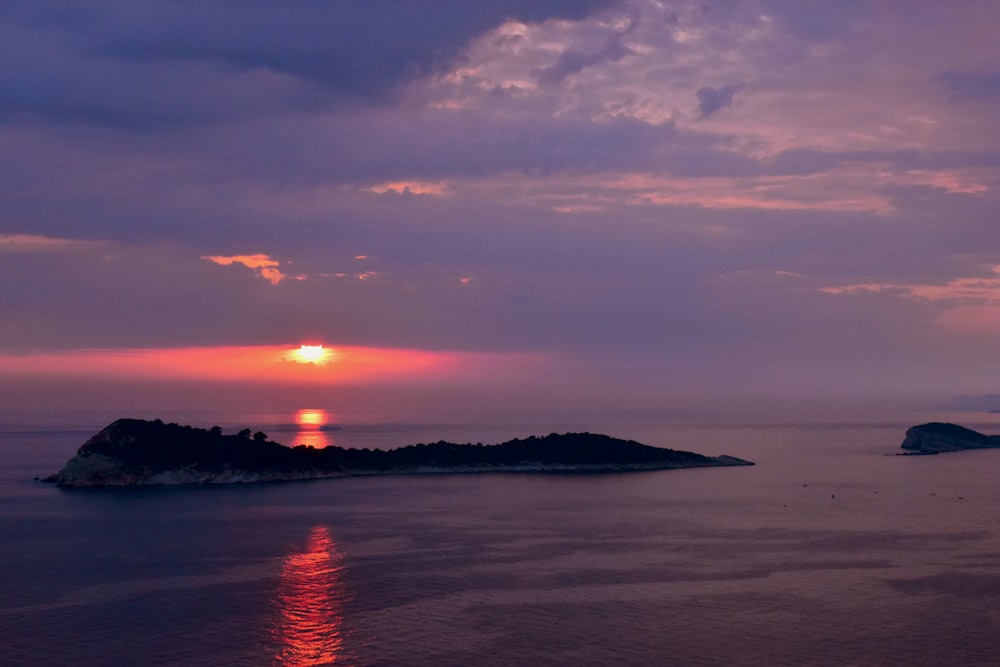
44 418 753 487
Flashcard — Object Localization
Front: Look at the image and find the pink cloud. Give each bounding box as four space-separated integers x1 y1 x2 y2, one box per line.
202 253 287 284
367 181 448 196
822 266 1000 333
0 345 551 386
0 234 104 253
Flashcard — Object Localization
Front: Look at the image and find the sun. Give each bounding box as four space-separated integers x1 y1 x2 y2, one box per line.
291 344 332 365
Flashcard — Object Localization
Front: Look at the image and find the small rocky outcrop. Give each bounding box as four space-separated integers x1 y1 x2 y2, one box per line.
43 418 753 487
900 422 1000 455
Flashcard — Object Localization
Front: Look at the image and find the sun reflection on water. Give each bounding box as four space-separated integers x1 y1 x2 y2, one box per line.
293 409 335 449
272 526 350 666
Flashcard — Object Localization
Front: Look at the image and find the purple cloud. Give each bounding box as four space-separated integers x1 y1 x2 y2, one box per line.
938 70 1000 101
0 0 617 127
695 83 745 119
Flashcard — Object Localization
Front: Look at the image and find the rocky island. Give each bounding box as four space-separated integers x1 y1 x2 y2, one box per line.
900 422 1000 455
44 418 753 487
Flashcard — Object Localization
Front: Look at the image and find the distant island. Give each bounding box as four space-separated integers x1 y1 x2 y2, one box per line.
43 418 754 487
900 422 1000 455
944 393 1000 413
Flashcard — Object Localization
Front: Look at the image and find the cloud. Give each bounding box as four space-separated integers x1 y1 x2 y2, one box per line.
534 34 633 86
0 0 616 128
4 0 1000 411
202 253 286 284
695 83 745 119
225 110 752 185
0 233 104 252
938 70 1000 101
821 265 1000 333
0 344 550 387
368 181 449 196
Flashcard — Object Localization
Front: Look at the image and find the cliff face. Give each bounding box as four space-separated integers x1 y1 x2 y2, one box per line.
44 418 753 487
900 423 1000 455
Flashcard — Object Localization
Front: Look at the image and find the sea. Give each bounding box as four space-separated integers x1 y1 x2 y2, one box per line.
3 409 1000 666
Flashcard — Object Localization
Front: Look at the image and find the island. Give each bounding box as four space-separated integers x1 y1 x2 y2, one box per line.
43 418 753 487
900 422 1000 455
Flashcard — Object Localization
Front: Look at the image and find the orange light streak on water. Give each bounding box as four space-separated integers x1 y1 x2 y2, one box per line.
293 409 333 449
272 526 350 666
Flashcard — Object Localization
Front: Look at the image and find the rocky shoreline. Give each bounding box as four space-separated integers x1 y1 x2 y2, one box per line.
899 422 1000 455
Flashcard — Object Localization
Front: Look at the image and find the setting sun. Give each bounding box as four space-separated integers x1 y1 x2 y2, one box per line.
296 408 328 428
292 345 332 365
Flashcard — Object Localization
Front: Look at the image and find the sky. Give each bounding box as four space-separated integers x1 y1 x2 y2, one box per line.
2 0 999 423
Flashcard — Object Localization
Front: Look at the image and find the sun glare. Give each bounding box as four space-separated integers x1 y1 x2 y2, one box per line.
296 409 328 429
292 344 332 365
0 344 547 387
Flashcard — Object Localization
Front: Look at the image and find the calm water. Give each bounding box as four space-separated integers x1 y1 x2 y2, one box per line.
3 414 1000 666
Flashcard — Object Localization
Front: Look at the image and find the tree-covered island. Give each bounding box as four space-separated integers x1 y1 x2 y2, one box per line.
44 418 753 487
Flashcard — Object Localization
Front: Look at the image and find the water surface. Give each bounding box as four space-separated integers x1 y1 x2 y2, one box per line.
3 417 1000 665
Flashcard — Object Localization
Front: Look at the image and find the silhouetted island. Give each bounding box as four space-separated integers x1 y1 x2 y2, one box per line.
43 418 753 487
900 422 1000 455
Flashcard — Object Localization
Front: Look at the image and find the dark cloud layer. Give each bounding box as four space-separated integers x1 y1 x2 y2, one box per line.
0 0 616 127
